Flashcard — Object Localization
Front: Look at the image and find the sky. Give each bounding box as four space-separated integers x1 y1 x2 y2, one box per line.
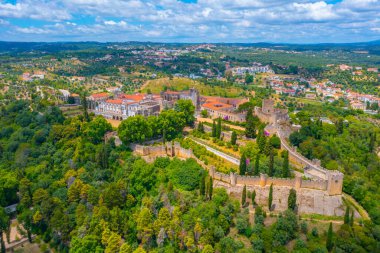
0 0 379 43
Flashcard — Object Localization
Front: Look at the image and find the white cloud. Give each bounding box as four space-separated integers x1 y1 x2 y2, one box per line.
0 18 9 25
0 1 71 21
15 27 52 34
1 0 380 42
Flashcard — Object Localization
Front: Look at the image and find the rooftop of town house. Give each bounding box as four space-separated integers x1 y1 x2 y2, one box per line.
105 99 124 105
89 92 109 99
118 93 145 102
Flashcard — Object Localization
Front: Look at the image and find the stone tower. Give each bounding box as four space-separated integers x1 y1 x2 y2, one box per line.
262 99 275 114
189 88 200 109
326 171 344 195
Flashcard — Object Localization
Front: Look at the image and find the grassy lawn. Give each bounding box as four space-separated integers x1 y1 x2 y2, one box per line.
141 77 244 97
294 97 324 106
189 135 241 158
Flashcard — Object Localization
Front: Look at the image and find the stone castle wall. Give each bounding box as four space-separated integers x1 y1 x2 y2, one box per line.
213 171 231 183
301 179 327 191
215 181 353 217
235 175 261 186
278 131 343 195
132 142 351 217
132 143 342 196
267 177 296 187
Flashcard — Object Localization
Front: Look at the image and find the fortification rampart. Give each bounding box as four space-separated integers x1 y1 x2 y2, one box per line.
301 179 327 191
278 131 343 195
213 171 231 183
132 142 342 196
207 167 339 196
235 175 261 186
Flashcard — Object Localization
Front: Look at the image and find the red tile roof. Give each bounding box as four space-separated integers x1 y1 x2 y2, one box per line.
106 99 123 105
120 94 145 102
90 92 109 99
202 102 233 111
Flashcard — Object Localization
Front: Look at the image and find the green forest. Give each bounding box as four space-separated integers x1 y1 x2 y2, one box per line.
0 100 378 252
289 106 380 224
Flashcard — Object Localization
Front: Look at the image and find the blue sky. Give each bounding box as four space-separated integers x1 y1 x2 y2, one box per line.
0 0 379 43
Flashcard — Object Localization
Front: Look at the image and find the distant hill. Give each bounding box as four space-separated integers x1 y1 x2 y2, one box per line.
0 40 379 55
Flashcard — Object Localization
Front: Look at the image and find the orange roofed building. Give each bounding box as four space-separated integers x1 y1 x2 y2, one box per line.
200 96 248 122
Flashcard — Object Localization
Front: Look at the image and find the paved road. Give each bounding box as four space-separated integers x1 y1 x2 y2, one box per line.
190 138 240 165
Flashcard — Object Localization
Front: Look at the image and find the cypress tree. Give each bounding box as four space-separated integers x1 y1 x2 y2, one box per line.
245 108 256 138
257 128 266 153
80 92 90 122
268 183 273 211
241 185 247 207
197 122 204 133
212 120 216 137
264 140 271 156
288 188 297 211
344 206 350 224
199 174 206 196
216 117 222 139
350 210 354 227
268 147 274 177
252 190 256 207
326 222 333 252
231 131 237 145
209 177 213 200
254 155 260 176
369 132 376 153
282 150 290 178
1 236 4 253
205 178 209 199
239 153 247 175
336 118 344 134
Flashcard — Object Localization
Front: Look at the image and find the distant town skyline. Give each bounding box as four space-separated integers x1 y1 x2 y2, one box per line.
0 0 379 43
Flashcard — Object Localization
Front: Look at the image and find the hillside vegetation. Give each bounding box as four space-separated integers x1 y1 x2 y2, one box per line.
141 77 245 97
